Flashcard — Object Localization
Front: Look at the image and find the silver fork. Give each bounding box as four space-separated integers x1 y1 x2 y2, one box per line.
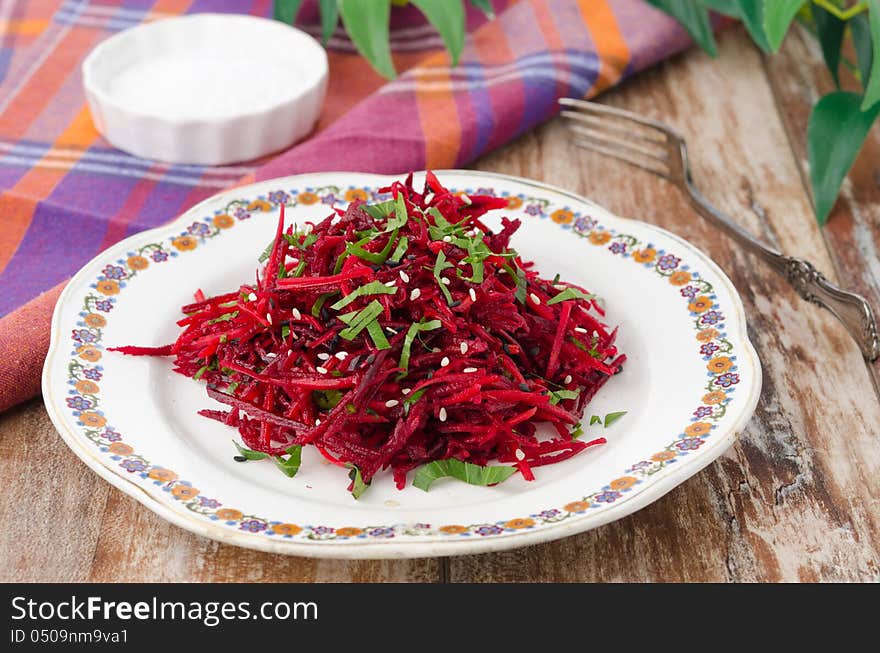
559 97 879 361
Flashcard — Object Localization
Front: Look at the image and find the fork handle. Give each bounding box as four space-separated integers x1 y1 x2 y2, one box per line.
685 185 880 361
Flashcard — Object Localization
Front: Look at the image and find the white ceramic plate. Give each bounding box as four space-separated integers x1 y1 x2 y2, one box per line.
43 171 761 558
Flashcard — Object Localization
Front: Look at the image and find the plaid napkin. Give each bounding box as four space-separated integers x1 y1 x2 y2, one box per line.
0 0 692 412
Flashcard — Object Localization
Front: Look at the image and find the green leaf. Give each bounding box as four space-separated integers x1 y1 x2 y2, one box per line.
604 411 627 427
589 415 602 426
411 0 466 65
703 0 770 52
365 319 391 350
549 388 579 405
763 0 807 51
312 389 344 410
338 300 385 341
647 0 717 56
233 440 269 461
546 286 595 306
273 445 303 478
433 250 454 304
338 0 395 79
851 13 874 88
273 0 305 24
812 3 846 87
330 280 397 311
412 459 517 492
318 0 339 44
468 0 494 18
361 200 396 220
860 2 880 108
399 319 442 372
808 91 880 224
346 463 370 499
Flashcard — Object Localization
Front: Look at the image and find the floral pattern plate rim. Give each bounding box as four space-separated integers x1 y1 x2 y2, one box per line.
43 171 761 559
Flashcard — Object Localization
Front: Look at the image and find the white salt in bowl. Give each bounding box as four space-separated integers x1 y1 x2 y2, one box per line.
82 13 328 165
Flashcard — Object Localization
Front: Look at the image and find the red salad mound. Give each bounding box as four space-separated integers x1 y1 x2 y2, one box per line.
112 172 625 497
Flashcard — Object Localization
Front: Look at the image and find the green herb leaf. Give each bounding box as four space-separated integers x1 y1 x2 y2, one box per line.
311 291 337 318
207 311 238 324
281 324 291 339
318 0 339 44
546 287 595 306
338 0 395 79
273 444 303 478
862 0 880 109
313 389 344 411
389 235 409 263
330 280 398 311
399 319 442 372
549 388 580 405
386 193 410 231
812 3 846 87
411 0 465 66
257 238 274 263
346 463 370 499
412 459 517 492
604 411 627 427
361 200 396 220
589 415 602 426
403 387 427 415
344 229 399 265
763 0 807 51
365 319 391 350
339 300 385 341
807 91 880 224
194 364 209 380
273 0 304 25
233 440 269 461
570 423 585 439
646 0 717 56
433 250 454 304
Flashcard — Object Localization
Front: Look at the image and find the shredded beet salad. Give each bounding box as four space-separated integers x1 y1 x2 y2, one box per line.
112 172 626 497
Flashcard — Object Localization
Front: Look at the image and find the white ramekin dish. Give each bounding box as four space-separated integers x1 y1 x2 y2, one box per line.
82 13 328 166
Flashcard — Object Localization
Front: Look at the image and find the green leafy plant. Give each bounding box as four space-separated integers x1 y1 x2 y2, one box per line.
648 0 880 224
273 0 492 80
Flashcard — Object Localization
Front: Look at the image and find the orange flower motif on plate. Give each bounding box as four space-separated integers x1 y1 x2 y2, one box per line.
272 523 302 536
247 199 272 211
344 188 369 202
688 296 712 313
506 196 523 209
108 442 133 456
696 328 719 342
171 485 199 500
84 313 106 328
148 468 178 482
702 390 727 405
684 422 712 437
96 280 119 296
297 192 319 205
172 236 197 252
651 451 676 462
77 346 102 362
551 209 573 224
439 525 468 534
632 248 656 263
707 356 732 374
216 508 243 521
504 518 535 529
212 214 234 229
127 255 149 270
335 527 364 537
75 379 99 394
589 231 611 245
80 412 106 428
564 501 591 512
669 270 691 286
609 476 638 491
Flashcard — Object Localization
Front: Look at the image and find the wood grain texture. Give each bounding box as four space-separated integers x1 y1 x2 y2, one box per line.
1 27 878 583
762 24 880 389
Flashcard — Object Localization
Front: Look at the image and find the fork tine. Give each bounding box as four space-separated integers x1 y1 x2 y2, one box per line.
569 135 671 179
560 109 668 147
558 97 682 140
563 122 669 161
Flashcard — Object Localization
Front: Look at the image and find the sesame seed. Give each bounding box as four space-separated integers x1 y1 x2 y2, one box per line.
315 418 321 426
575 327 588 333
439 407 448 422
401 388 411 395
292 308 302 320
469 288 477 302
335 351 348 360
399 271 410 283
384 280 396 287
266 312 273 324
316 366 328 374
432 347 441 353
463 367 478 373
564 375 573 384
460 193 472 205
247 292 257 302
530 293 541 305
515 449 525 461
317 353 330 361
410 288 421 301
460 342 469 354
386 327 398 335
385 399 399 408
303 223 313 234
441 277 451 285
443 235 452 243
440 356 450 367
424 192 434 204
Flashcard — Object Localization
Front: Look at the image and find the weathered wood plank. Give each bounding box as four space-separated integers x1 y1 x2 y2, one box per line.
450 28 880 582
763 24 880 389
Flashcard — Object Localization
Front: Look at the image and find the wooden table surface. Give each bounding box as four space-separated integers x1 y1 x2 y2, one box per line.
2 27 879 583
